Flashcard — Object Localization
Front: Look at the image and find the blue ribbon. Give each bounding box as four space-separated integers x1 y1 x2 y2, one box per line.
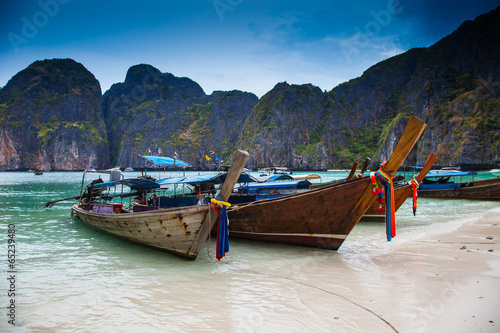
215 195 230 260
375 171 395 242
216 206 230 260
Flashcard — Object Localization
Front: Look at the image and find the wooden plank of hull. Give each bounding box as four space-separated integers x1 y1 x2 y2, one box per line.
227 116 427 250
417 177 500 200
72 203 209 259
228 231 347 249
228 177 381 250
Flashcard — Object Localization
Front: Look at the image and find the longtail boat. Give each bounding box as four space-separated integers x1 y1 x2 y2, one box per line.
417 170 500 200
70 150 250 259
226 116 427 250
362 153 438 221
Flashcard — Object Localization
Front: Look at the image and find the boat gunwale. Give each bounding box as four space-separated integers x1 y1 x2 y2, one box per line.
72 202 209 220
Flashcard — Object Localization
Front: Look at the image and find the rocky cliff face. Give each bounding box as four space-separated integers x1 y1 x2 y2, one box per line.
0 59 108 171
0 8 498 171
237 83 330 170
102 64 258 169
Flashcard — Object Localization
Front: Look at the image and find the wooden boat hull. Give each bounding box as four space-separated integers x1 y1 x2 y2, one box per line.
227 177 374 250
72 203 210 259
418 177 500 200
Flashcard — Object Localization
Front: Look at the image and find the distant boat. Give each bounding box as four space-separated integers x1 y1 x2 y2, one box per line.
258 167 292 175
34 169 44 175
124 167 134 172
233 180 311 202
418 170 500 200
85 167 97 172
290 173 321 181
439 166 461 171
490 169 500 176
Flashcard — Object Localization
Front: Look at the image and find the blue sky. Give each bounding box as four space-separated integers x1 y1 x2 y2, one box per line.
1 0 498 97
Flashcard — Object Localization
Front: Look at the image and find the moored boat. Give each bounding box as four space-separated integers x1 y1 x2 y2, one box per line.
418 170 500 200
226 116 427 250
69 150 250 259
34 168 44 175
258 166 292 175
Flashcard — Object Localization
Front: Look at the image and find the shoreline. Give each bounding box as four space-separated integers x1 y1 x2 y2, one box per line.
358 211 500 332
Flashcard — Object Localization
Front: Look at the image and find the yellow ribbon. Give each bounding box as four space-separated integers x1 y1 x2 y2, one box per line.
210 198 231 207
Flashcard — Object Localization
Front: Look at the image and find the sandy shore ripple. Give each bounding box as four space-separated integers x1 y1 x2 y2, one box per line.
354 212 500 332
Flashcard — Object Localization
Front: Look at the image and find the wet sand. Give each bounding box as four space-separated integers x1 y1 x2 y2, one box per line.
326 211 500 332
383 211 500 332
232 210 500 333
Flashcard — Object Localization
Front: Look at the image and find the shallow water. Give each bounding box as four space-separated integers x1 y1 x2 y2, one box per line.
1 171 499 332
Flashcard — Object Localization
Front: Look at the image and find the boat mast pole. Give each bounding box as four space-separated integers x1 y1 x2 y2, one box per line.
189 150 250 256
79 171 87 203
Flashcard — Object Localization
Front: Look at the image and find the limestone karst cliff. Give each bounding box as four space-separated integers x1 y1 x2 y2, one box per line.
1 7 499 171
0 59 108 170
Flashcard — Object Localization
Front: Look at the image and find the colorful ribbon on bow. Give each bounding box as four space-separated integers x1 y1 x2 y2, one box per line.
371 169 396 241
370 172 384 211
410 176 419 216
210 196 231 261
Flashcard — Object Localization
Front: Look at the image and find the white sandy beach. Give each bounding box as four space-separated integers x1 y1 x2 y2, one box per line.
289 210 500 333
216 208 500 333
387 211 500 332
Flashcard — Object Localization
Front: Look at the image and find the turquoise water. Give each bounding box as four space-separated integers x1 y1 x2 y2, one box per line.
0 171 499 332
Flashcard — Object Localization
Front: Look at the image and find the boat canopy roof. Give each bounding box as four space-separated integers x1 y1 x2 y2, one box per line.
425 171 477 178
91 181 116 188
118 178 160 190
156 172 257 186
256 174 294 182
91 178 160 191
141 155 191 168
